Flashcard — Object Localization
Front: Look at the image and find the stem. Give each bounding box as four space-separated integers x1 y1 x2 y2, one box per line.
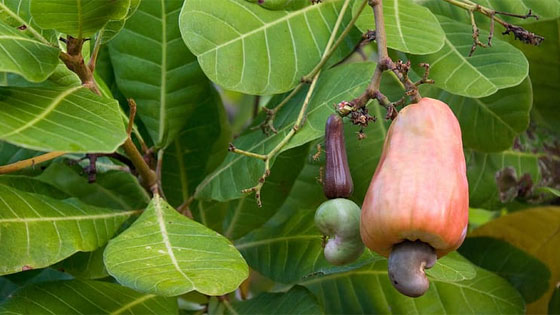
242 0 354 206
256 0 367 134
59 36 157 192
88 28 104 72
0 152 65 174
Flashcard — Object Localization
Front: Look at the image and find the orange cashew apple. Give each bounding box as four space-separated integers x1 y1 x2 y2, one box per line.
360 97 469 297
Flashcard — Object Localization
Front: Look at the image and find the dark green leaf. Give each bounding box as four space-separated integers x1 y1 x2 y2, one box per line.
55 247 108 280
459 236 551 303
0 280 178 314
550 285 560 315
227 286 322 314
0 175 67 199
109 0 213 147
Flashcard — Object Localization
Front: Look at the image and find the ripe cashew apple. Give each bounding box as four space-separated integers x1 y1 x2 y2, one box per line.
360 97 468 297
315 198 364 266
323 114 353 199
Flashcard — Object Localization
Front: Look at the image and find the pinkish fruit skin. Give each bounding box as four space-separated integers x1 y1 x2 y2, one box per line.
360 98 469 258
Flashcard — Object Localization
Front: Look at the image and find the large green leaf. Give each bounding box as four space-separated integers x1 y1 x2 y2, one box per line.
109 0 213 147
353 0 445 54
37 162 150 210
0 175 67 199
471 207 560 314
0 86 127 152
100 0 141 44
459 236 551 303
30 0 130 38
0 280 178 314
244 0 310 10
226 286 322 314
300 259 524 314
408 15 528 98
162 89 231 208
104 195 248 296
0 184 139 275
420 77 532 152
0 21 59 82
509 18 560 133
195 62 375 201
466 149 541 209
180 0 354 95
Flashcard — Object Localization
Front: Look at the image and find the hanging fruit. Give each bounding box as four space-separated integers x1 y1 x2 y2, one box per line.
360 98 469 297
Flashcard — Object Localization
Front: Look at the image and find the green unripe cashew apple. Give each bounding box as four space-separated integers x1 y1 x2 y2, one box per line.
323 114 353 199
360 97 468 297
315 198 364 266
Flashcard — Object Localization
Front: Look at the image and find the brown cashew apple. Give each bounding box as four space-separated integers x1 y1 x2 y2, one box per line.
360 97 468 297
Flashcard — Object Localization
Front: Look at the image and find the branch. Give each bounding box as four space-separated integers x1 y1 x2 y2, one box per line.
0 152 65 174
443 0 544 49
239 0 356 206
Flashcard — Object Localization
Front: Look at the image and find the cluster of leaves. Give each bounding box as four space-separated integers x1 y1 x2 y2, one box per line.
0 0 558 314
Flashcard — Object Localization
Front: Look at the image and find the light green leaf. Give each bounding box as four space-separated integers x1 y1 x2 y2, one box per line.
180 0 354 94
0 21 59 82
30 0 131 38
161 88 231 208
0 184 139 275
426 252 477 282
300 260 524 314
420 77 532 152
227 286 322 314
0 280 178 314
101 0 141 44
460 236 551 303
0 86 127 153
37 162 150 210
408 15 528 98
466 150 541 209
195 62 375 202
109 0 213 147
104 195 248 296
0 0 57 44
353 0 445 54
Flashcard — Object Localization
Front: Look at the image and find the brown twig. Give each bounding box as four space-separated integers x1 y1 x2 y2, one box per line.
0 151 65 174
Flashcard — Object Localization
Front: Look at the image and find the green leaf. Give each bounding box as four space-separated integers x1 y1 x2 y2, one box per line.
466 150 541 209
353 0 445 54
300 260 524 314
161 89 231 208
0 141 42 167
37 162 150 210
0 86 127 153
0 184 139 275
509 18 560 133
30 0 131 38
109 0 213 147
408 15 528 98
104 195 248 296
195 62 375 202
425 252 477 282
0 21 59 82
100 0 141 44
0 277 17 302
0 175 67 199
471 206 560 314
227 286 322 314
459 236 551 303
0 280 178 314
180 0 354 94
55 246 108 280
420 77 532 152
0 0 57 44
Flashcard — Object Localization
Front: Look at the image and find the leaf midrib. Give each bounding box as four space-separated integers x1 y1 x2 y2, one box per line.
0 210 140 223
